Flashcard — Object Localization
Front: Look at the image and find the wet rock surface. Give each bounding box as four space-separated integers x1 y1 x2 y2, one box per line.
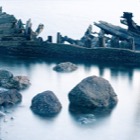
53 62 78 72
0 69 13 85
68 75 118 113
0 69 30 90
0 89 22 107
2 76 31 90
30 90 62 117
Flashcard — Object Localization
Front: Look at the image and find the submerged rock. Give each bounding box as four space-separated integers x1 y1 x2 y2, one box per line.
0 89 22 107
53 62 78 72
68 75 118 113
30 90 62 117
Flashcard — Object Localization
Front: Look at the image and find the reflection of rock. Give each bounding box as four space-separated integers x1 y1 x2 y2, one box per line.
68 75 118 113
0 89 22 107
77 114 96 124
53 62 78 72
2 76 31 90
30 91 62 117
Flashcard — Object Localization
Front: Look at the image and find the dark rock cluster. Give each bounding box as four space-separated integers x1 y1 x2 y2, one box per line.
0 89 22 107
0 69 30 108
0 69 31 90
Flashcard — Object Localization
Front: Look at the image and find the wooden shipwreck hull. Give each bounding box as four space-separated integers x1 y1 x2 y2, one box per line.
0 8 140 66
1 42 140 66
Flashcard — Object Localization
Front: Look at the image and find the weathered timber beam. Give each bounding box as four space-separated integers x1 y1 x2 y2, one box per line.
94 21 131 40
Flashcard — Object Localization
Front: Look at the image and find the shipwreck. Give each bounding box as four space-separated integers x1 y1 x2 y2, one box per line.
0 7 140 66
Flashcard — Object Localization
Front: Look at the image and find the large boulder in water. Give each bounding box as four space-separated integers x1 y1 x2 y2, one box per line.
0 89 22 107
68 75 118 113
30 90 62 117
53 62 78 72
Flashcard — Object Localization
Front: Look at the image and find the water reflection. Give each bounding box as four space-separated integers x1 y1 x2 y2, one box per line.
69 104 117 126
0 56 140 140
110 67 134 81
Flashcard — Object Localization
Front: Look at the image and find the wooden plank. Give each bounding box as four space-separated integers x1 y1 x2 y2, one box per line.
94 21 140 47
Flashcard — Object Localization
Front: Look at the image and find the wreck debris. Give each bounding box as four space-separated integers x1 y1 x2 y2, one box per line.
25 18 32 40
35 24 44 36
47 36 53 43
0 8 44 43
110 36 120 48
0 7 2 13
128 37 135 50
57 32 63 43
56 25 96 48
98 30 105 47
120 12 140 34
16 19 24 33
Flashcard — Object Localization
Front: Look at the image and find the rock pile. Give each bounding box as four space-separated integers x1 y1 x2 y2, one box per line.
0 89 22 107
0 69 31 90
0 69 30 108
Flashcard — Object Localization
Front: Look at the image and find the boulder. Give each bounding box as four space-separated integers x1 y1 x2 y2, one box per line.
30 90 62 117
53 62 78 72
0 69 13 85
68 75 118 113
1 76 31 90
0 89 22 107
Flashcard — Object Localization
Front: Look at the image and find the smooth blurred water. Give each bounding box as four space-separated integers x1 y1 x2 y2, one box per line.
0 0 140 140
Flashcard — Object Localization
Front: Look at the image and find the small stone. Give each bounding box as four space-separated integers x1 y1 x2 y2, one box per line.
10 117 14 120
53 62 78 72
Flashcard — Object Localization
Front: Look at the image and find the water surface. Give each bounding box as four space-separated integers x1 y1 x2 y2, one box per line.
0 1 140 140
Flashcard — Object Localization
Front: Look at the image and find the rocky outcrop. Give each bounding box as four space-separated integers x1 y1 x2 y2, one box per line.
0 89 22 107
53 62 78 72
68 75 118 113
0 69 30 90
30 91 62 117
